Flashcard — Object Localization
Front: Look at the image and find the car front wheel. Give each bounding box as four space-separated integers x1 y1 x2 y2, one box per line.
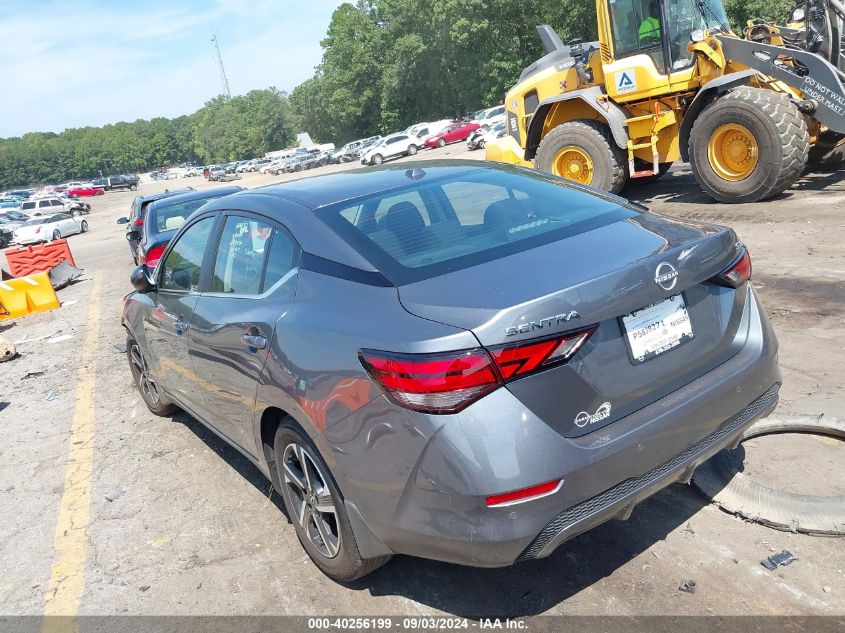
407 144 417 155
274 422 390 581
52 229 61 240
372 154 384 165
437 138 446 148
80 220 88 233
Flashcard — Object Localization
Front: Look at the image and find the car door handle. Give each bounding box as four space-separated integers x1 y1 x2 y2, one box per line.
241 334 267 350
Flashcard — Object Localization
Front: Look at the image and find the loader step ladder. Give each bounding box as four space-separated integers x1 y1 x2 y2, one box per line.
625 106 676 178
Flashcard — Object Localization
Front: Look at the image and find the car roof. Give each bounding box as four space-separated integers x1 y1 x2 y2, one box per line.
138 188 195 204
248 161 487 209
147 186 244 211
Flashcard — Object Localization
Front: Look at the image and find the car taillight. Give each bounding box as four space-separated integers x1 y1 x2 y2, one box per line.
133 218 143 227
359 349 500 414
711 249 752 288
359 327 595 414
144 244 166 269
488 327 595 380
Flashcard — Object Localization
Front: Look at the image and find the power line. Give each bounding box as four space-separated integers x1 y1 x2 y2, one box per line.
211 33 231 98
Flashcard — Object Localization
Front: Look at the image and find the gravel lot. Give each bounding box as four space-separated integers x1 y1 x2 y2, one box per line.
1 144 843 619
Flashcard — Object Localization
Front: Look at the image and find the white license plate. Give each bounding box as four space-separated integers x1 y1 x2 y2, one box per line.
622 294 693 364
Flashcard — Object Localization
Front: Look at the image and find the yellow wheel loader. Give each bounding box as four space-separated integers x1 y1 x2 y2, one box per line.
486 0 845 203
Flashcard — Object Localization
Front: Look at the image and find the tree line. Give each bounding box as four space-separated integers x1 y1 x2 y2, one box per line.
0 0 791 189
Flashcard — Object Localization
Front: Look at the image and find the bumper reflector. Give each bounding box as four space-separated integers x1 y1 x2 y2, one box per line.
486 479 563 508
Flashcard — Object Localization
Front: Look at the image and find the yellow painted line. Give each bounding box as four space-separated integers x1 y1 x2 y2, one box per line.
42 275 102 629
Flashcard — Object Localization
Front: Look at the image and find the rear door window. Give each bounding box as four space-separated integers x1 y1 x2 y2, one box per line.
210 216 272 295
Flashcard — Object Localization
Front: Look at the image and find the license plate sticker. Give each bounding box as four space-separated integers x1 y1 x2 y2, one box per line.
622 294 693 364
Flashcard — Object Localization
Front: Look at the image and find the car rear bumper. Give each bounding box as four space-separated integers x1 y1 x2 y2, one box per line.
321 285 780 567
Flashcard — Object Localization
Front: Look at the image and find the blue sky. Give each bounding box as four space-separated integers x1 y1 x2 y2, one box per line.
0 0 346 137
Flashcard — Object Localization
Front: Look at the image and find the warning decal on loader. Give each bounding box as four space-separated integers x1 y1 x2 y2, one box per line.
616 71 636 94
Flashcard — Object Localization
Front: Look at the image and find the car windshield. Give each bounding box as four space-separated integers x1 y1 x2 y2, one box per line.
316 168 636 285
3 211 29 221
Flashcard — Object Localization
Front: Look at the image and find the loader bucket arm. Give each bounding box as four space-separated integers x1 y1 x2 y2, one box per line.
718 36 845 133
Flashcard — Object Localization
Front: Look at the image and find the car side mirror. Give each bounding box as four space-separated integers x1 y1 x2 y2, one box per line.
130 264 156 293
116 217 129 224
126 230 142 241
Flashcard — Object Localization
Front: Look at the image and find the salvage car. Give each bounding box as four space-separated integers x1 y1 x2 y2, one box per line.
360 134 420 165
119 186 243 269
122 161 780 582
424 121 481 148
120 188 195 264
67 185 105 197
19 196 87 217
13 213 88 244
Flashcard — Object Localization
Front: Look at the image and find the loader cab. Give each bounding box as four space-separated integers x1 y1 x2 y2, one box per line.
602 0 731 100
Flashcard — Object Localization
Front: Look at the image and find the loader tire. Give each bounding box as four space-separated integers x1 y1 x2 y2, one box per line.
689 87 808 203
536 120 627 194
808 131 845 169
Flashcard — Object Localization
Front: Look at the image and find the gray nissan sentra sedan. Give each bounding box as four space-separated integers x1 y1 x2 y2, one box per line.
122 161 780 581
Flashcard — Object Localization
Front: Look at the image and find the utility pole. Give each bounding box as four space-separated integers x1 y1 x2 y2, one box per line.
211 33 231 98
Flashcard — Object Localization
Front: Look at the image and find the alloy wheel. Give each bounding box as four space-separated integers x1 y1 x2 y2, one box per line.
130 344 161 405
282 443 342 559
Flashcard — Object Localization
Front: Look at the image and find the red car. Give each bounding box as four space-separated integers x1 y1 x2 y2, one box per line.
67 186 105 197
424 122 481 148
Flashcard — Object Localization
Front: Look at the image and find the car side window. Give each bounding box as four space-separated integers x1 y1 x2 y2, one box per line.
39 200 51 208
210 215 273 295
261 229 296 291
159 216 215 292
22 202 35 210
51 200 63 207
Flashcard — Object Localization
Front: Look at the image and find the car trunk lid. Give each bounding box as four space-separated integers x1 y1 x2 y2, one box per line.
397 212 748 437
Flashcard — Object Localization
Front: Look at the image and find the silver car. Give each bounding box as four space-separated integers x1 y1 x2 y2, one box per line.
122 161 780 581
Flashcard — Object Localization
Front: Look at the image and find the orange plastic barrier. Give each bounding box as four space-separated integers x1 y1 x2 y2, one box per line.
0 273 60 320
3 239 76 278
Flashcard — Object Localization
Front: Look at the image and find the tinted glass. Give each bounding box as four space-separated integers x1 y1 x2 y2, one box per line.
262 230 296 291
151 196 224 234
159 217 215 292
51 200 63 207
21 202 35 210
38 200 51 208
317 168 635 285
210 216 272 295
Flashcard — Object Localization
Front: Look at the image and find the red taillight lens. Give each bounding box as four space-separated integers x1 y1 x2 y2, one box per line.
359 349 500 414
144 244 166 269
360 327 595 414
712 249 752 288
486 479 562 507
489 327 595 380
133 218 143 227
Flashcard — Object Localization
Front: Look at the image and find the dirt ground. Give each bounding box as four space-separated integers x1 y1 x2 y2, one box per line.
0 144 843 619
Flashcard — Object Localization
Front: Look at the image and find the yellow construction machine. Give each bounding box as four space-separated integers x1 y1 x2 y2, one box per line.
486 0 845 202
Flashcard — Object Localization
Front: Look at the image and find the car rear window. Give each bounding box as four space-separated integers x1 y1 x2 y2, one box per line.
315 168 636 285
150 196 225 233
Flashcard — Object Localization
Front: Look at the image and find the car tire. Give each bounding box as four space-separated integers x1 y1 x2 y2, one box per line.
479 140 486 149
80 220 88 233
437 138 446 148
130 184 138 191
407 144 418 156
127 335 176 416
372 154 384 165
52 229 61 241
274 421 391 582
